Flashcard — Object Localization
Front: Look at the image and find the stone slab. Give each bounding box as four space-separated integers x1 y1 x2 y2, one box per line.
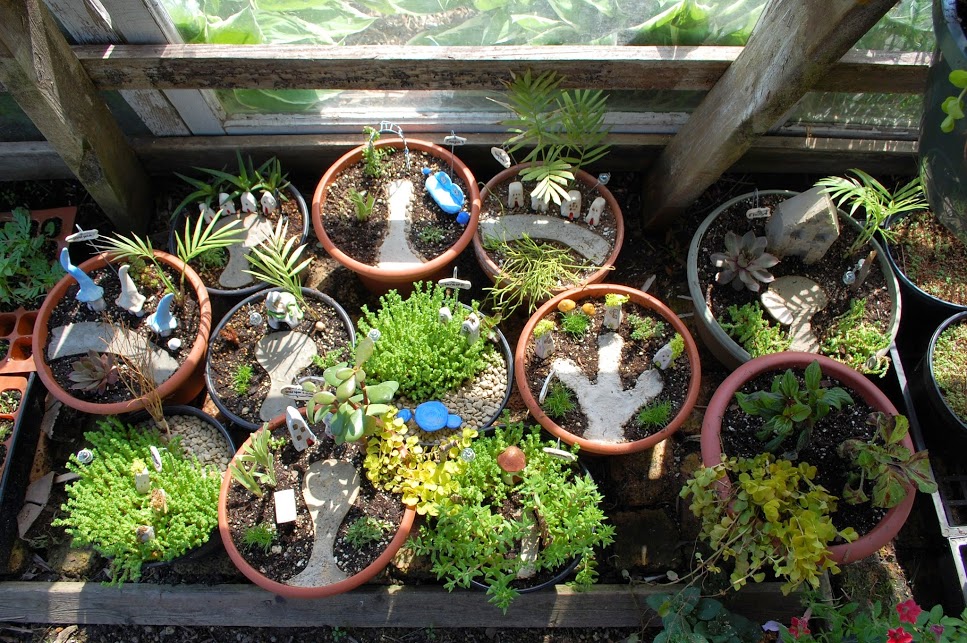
255 331 318 422
479 215 611 264
377 179 422 270
48 322 179 385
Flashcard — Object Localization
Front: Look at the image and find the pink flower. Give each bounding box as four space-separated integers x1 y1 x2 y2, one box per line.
789 616 811 638
931 624 945 640
887 627 913 643
896 599 923 624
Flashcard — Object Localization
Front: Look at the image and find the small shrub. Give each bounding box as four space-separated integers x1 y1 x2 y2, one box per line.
417 225 446 245
242 522 275 554
636 400 671 429
0 389 21 414
0 207 64 307
195 246 227 271
718 302 791 358
820 298 890 376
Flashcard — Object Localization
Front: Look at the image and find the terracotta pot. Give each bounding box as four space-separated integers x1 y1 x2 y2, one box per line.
33 250 212 415
700 352 916 565
218 410 416 598
516 284 701 456
312 139 480 295
473 165 625 303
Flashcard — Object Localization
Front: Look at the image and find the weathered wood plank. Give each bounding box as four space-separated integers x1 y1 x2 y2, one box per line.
0 142 70 179
0 0 151 233
0 582 802 627
640 0 901 228
73 45 927 94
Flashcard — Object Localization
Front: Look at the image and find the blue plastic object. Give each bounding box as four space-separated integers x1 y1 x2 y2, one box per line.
147 293 179 336
396 408 413 423
423 168 465 215
60 248 104 306
414 400 448 432
446 414 463 429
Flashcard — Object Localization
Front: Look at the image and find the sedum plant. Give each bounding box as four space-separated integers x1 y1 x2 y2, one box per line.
68 350 119 395
710 230 779 292
228 424 277 497
357 282 495 401
53 417 220 584
681 452 857 595
838 413 937 509
819 297 890 377
628 313 666 341
415 419 615 612
304 334 398 445
736 359 853 458
344 516 394 548
0 207 64 308
718 301 791 358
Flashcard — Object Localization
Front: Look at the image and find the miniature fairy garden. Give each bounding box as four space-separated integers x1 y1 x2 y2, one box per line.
313 126 478 277
691 181 900 375
167 154 308 295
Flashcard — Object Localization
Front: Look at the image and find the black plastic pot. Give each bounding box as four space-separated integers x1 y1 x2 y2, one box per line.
124 404 238 567
167 184 310 299
206 287 355 431
920 0 967 246
923 311 967 435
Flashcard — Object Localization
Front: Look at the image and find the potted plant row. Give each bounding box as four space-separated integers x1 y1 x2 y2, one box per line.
685 352 936 595
924 311 967 435
516 283 701 456
312 126 481 295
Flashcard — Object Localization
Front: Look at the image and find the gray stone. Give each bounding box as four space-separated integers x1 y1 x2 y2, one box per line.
255 331 318 421
287 459 360 588
48 322 179 385
760 275 828 353
610 509 681 572
377 179 422 270
479 215 612 264
220 212 274 288
765 187 840 264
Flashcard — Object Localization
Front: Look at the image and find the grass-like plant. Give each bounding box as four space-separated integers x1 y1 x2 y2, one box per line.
559 310 592 337
344 516 394 548
932 318 967 424
242 522 276 555
819 298 890 377
52 417 220 584
0 207 64 307
718 302 791 358
357 282 496 401
543 382 575 418
414 419 615 612
627 313 666 341
233 364 254 395
636 399 671 429
228 424 277 497
816 169 927 253
243 218 311 311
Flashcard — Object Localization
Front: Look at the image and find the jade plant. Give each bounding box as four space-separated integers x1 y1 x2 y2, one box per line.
735 359 853 458
53 417 220 584
838 413 937 509
681 452 857 595
414 418 615 612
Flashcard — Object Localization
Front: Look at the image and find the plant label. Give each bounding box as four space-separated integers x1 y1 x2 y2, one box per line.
439 278 471 291
149 446 163 471
66 228 99 243
746 207 771 220
443 134 467 147
274 488 297 524
280 384 313 401
491 147 512 168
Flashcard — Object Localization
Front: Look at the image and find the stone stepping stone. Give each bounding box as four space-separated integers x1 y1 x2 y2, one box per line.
255 331 318 421
219 213 274 288
760 275 828 353
48 321 179 385
479 215 612 265
553 332 664 442
377 179 422 270
287 459 360 588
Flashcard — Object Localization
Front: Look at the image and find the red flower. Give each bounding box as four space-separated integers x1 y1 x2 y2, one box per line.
887 627 913 643
789 616 811 638
896 599 923 625
931 624 945 640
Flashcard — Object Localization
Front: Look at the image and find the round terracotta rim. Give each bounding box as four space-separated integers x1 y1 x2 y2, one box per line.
515 283 701 456
474 165 625 298
33 250 212 415
699 351 915 565
311 139 481 290
218 410 416 598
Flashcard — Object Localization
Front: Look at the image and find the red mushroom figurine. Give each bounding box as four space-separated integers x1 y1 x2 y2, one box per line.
497 446 527 485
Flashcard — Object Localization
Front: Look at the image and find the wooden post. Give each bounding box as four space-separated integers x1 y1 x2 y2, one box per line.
0 0 151 233
641 0 898 229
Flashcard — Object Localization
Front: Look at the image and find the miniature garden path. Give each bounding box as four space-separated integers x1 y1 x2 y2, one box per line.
479 215 612 264
377 179 422 269
553 332 663 442
48 321 178 384
220 212 273 288
288 459 360 588
255 331 317 421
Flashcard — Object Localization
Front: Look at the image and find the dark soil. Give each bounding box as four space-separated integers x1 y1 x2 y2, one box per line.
695 193 894 357
225 425 403 583
207 290 353 426
888 210 967 306
44 262 201 405
522 299 692 443
319 148 468 265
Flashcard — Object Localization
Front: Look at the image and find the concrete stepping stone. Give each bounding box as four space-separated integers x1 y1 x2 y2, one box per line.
552 332 664 442
377 179 422 270
48 321 179 384
287 459 360 588
479 215 611 264
255 331 318 421
760 275 828 353
219 213 274 288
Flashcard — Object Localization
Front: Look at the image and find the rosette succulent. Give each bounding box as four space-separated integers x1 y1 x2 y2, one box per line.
710 230 779 292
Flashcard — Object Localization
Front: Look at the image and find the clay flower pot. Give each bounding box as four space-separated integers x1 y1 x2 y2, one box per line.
33 250 212 415
473 164 624 305
218 410 416 598
700 352 916 564
516 284 701 456
312 139 481 295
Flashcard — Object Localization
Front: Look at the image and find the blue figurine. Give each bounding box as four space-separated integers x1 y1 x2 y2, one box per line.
146 293 178 337
422 168 470 225
60 248 105 311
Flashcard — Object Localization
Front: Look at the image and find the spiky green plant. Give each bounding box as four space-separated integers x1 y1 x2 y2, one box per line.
243 218 311 311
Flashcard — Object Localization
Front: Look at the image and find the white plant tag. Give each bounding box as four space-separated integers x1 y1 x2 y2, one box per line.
538 369 556 404
746 207 771 219
66 229 99 243
274 489 297 524
149 446 163 471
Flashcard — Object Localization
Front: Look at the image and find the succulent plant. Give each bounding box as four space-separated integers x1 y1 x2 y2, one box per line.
710 230 779 292
69 350 120 394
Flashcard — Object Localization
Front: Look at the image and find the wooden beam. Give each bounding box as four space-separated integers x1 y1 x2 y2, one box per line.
73 44 928 94
0 0 151 233
0 582 803 627
640 0 901 229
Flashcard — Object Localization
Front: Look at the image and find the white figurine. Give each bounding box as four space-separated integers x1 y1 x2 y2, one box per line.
116 264 146 316
265 290 303 329
260 191 278 216
585 197 606 226
561 190 581 220
461 313 481 344
240 191 258 214
508 182 525 208
531 194 549 213
219 192 236 216
285 406 317 453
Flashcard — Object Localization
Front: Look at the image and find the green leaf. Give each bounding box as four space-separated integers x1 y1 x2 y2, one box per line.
951 69 967 89
355 336 375 365
364 381 399 404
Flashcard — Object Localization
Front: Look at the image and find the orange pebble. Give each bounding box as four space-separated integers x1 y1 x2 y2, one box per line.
582 303 596 315
557 299 576 313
